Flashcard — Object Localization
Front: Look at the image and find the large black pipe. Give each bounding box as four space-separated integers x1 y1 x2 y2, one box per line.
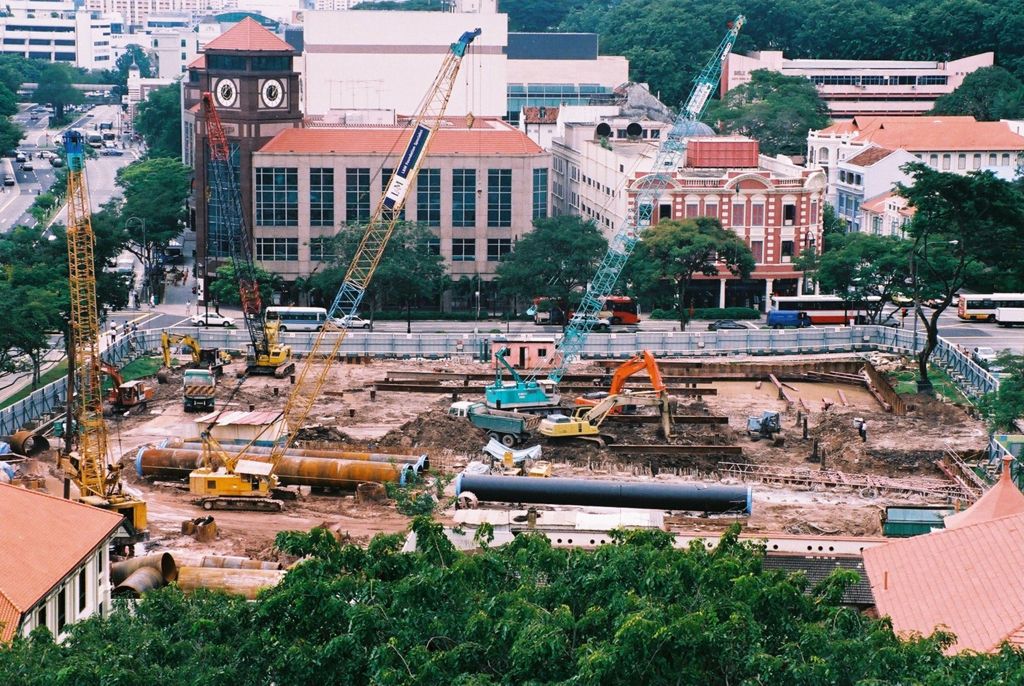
455 474 752 514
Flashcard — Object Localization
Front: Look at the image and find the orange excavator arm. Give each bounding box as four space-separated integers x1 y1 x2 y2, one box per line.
640 350 667 394
575 350 666 407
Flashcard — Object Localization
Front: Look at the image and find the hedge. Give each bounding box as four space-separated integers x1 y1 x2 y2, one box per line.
649 307 761 321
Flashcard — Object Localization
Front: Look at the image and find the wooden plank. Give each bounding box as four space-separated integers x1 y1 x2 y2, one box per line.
837 389 849 407
608 444 743 455
608 415 728 425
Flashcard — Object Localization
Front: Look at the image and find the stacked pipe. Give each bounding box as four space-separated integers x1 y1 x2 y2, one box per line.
163 439 429 470
455 474 753 514
111 553 178 597
110 552 285 599
136 446 425 488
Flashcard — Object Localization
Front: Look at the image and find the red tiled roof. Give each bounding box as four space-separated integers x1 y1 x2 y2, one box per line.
860 191 893 214
187 54 206 69
522 106 559 125
259 120 544 156
946 457 1024 529
204 17 293 53
864 506 1024 653
846 146 896 167
0 485 122 642
824 116 1024 152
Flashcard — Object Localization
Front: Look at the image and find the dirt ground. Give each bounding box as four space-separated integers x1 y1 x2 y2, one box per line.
26 351 991 558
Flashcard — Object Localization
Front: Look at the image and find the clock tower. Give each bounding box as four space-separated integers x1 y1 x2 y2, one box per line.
183 17 302 304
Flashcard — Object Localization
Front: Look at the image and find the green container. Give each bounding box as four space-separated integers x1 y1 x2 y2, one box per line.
883 507 954 537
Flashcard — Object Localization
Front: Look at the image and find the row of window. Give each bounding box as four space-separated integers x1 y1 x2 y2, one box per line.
838 170 863 186
924 151 1016 171
809 74 948 87
256 236 514 262
254 167 550 228
33 552 102 638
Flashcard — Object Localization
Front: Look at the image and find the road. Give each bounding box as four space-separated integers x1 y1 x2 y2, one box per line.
1 103 137 232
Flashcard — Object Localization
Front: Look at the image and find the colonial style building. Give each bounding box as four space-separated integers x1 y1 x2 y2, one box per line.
0 485 120 643
625 136 826 309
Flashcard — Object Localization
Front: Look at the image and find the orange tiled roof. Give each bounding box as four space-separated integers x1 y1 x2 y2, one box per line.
522 106 559 125
946 458 1024 529
0 485 122 642
846 146 896 167
259 119 544 156
864 486 1024 653
187 54 206 69
860 191 893 214
826 116 1024 152
204 17 293 53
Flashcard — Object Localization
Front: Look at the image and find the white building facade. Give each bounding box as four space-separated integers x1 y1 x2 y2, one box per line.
833 146 916 233
0 6 113 69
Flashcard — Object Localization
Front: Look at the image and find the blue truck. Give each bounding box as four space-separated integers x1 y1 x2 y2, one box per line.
766 310 812 328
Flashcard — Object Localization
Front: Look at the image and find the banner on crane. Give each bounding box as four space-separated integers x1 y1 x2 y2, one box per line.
383 123 431 209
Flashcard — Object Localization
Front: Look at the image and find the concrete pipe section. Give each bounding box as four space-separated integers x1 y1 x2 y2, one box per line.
176 567 285 600
136 448 422 488
455 474 752 514
5 430 50 457
163 439 429 470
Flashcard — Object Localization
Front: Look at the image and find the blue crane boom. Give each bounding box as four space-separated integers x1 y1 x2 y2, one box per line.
485 15 745 410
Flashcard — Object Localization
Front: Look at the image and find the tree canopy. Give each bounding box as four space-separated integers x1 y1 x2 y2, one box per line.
626 217 755 329
113 45 153 85
897 163 1024 392
930 66 1024 121
706 69 829 156
208 259 282 308
115 157 191 250
134 82 182 158
496 215 607 306
3 523 1024 683
33 63 83 122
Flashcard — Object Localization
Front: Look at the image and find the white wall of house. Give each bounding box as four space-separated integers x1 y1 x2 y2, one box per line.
18 542 111 642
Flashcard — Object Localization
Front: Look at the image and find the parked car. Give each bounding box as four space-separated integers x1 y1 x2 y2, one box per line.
573 314 611 332
332 314 370 329
972 346 998 367
14 152 26 162
189 312 235 328
706 319 748 331
20 162 33 172
3 175 14 186
101 149 124 156
50 157 63 167
892 294 913 306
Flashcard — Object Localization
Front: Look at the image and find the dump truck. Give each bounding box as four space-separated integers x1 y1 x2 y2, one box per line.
448 401 540 447
183 369 216 413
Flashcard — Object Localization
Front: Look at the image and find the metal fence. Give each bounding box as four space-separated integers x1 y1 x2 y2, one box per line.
0 325 998 436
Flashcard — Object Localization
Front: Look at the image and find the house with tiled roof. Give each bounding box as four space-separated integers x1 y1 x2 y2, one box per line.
0 484 121 643
859 191 913 239
807 116 1024 207
518 106 559 149
832 146 916 233
863 458 1024 653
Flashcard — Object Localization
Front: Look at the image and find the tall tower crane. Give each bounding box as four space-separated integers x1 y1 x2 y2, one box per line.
201 93 294 378
60 131 147 540
188 28 482 510
485 15 745 410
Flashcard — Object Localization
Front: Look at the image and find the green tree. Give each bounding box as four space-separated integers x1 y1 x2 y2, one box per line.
308 222 448 332
0 116 24 155
978 354 1024 432
134 82 181 157
115 157 190 251
930 66 1024 120
208 259 283 308
500 0 587 31
897 163 1024 393
33 63 83 122
0 82 17 117
706 69 830 156
113 44 153 85
626 217 755 330
495 215 607 308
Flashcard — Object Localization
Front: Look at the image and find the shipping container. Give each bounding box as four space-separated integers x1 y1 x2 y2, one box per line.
687 136 759 168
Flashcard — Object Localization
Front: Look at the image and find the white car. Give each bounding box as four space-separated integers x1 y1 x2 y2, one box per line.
190 312 235 328
333 314 370 329
972 346 997 367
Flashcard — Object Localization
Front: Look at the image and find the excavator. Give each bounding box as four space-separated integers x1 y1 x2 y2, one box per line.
100 362 155 414
538 391 673 446
159 331 229 377
575 350 668 413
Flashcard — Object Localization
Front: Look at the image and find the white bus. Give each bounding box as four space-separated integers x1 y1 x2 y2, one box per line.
958 294 1024 322
769 295 882 326
264 306 328 332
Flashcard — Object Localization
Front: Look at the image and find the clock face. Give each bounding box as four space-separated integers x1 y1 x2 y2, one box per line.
214 79 238 108
261 78 285 108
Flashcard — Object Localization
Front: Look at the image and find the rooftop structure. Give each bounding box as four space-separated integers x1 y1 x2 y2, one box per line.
724 51 994 118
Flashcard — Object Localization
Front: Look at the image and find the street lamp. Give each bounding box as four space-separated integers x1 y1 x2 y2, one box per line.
124 216 147 302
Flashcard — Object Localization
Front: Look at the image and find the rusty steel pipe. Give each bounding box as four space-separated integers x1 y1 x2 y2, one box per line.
137 448 419 488
167 440 427 468
112 566 165 598
169 553 283 570
111 552 177 585
176 566 285 600
6 430 50 457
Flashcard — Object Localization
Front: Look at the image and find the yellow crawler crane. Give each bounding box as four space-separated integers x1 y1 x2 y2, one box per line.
188 28 483 510
60 130 147 542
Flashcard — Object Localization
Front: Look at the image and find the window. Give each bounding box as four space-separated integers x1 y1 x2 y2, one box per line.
207 143 240 257
487 238 512 261
310 168 334 227
417 168 440 226
957 154 966 170
929 154 938 168
37 604 46 630
783 204 796 225
254 167 298 226
685 203 699 218
181 39 186 47
532 168 548 219
77 570 87 613
989 153 998 166
810 201 819 225
973 153 981 169
1002 153 1011 166
382 168 405 221
872 216 882 234
452 169 476 227
425 237 440 255
751 204 765 226
750 240 763 262
252 55 290 71
255 237 298 261
206 54 246 70
942 154 951 170
345 168 370 223
310 237 335 261
704 202 717 217
781 240 794 260
731 202 745 226
487 169 511 228
57 587 66 633
452 238 476 261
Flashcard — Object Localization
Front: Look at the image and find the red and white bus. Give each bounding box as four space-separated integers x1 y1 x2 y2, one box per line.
958 293 1024 322
531 295 640 326
599 296 640 325
770 295 881 325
